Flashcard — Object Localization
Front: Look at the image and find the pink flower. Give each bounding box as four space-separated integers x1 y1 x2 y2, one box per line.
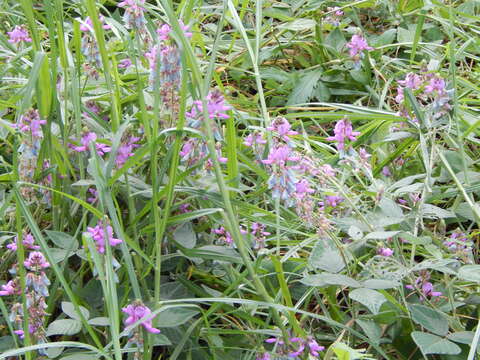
395 87 404 104
69 132 111 156
7 25 32 44
116 136 140 167
80 16 111 32
424 77 446 94
378 247 393 257
157 24 172 40
295 179 315 199
346 34 373 59
0 280 21 296
267 117 298 142
327 118 360 150
122 302 160 334
24 252 50 270
6 233 40 252
244 133 266 147
87 187 99 204
118 0 146 29
14 109 46 139
213 227 233 245
262 145 300 166
118 58 132 69
398 73 423 90
86 221 122 254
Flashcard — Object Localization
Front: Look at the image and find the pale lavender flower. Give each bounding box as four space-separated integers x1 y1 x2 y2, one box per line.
186 90 231 122
69 132 111 156
325 7 344 26
327 118 360 150
118 58 132 69
398 73 423 90
267 117 298 143
395 86 404 104
0 280 21 296
378 247 393 257
118 0 146 29
346 34 373 63
24 252 50 271
86 221 122 254
256 353 271 360
6 233 39 252
122 301 160 334
116 136 140 167
213 227 233 245
7 25 32 44
382 166 391 177
406 271 442 300
80 16 111 32
295 179 315 199
87 187 99 204
14 109 46 139
424 77 446 95
244 132 266 147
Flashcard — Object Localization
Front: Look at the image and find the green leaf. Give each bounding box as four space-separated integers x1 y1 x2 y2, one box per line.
301 273 361 288
362 279 400 290
279 19 316 31
349 288 387 315
309 237 346 273
364 231 400 240
173 222 196 249
62 302 90 321
356 320 382 345
155 307 199 328
287 70 322 105
60 355 97 360
46 319 82 336
458 265 480 282
411 332 461 355
398 0 424 13
151 333 172 346
46 231 78 250
87 317 110 326
0 336 15 352
409 304 449 336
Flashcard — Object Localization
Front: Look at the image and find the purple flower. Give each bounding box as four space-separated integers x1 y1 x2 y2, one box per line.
186 90 231 121
321 164 336 177
213 227 233 245
327 118 360 150
157 24 172 41
80 16 111 32
267 117 298 143
346 34 373 60
87 187 99 204
325 195 343 207
295 179 315 199
179 203 191 213
7 25 32 44
382 166 391 177
256 353 271 360
244 132 266 147
307 337 325 356
69 132 111 156
118 58 132 69
398 73 423 90
325 7 344 26
86 221 122 254
14 109 46 139
0 280 21 296
6 233 39 252
406 271 442 300
118 0 146 29
24 252 50 271
122 301 160 334
424 77 446 94
262 145 300 166
378 247 394 257
116 136 140 167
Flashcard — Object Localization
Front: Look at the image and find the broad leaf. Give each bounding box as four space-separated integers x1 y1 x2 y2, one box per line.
411 332 461 355
349 288 387 315
409 304 449 336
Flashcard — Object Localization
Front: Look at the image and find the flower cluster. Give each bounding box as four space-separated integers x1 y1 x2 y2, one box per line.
7 25 32 44
80 16 111 68
1 233 50 352
15 109 52 204
324 7 344 26
443 230 473 263
212 226 233 246
118 0 146 30
327 117 360 153
69 131 111 156
116 135 140 167
85 220 123 254
180 90 230 171
244 222 271 249
261 334 324 359
346 34 373 66
122 301 160 358
406 271 442 301
394 70 452 121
